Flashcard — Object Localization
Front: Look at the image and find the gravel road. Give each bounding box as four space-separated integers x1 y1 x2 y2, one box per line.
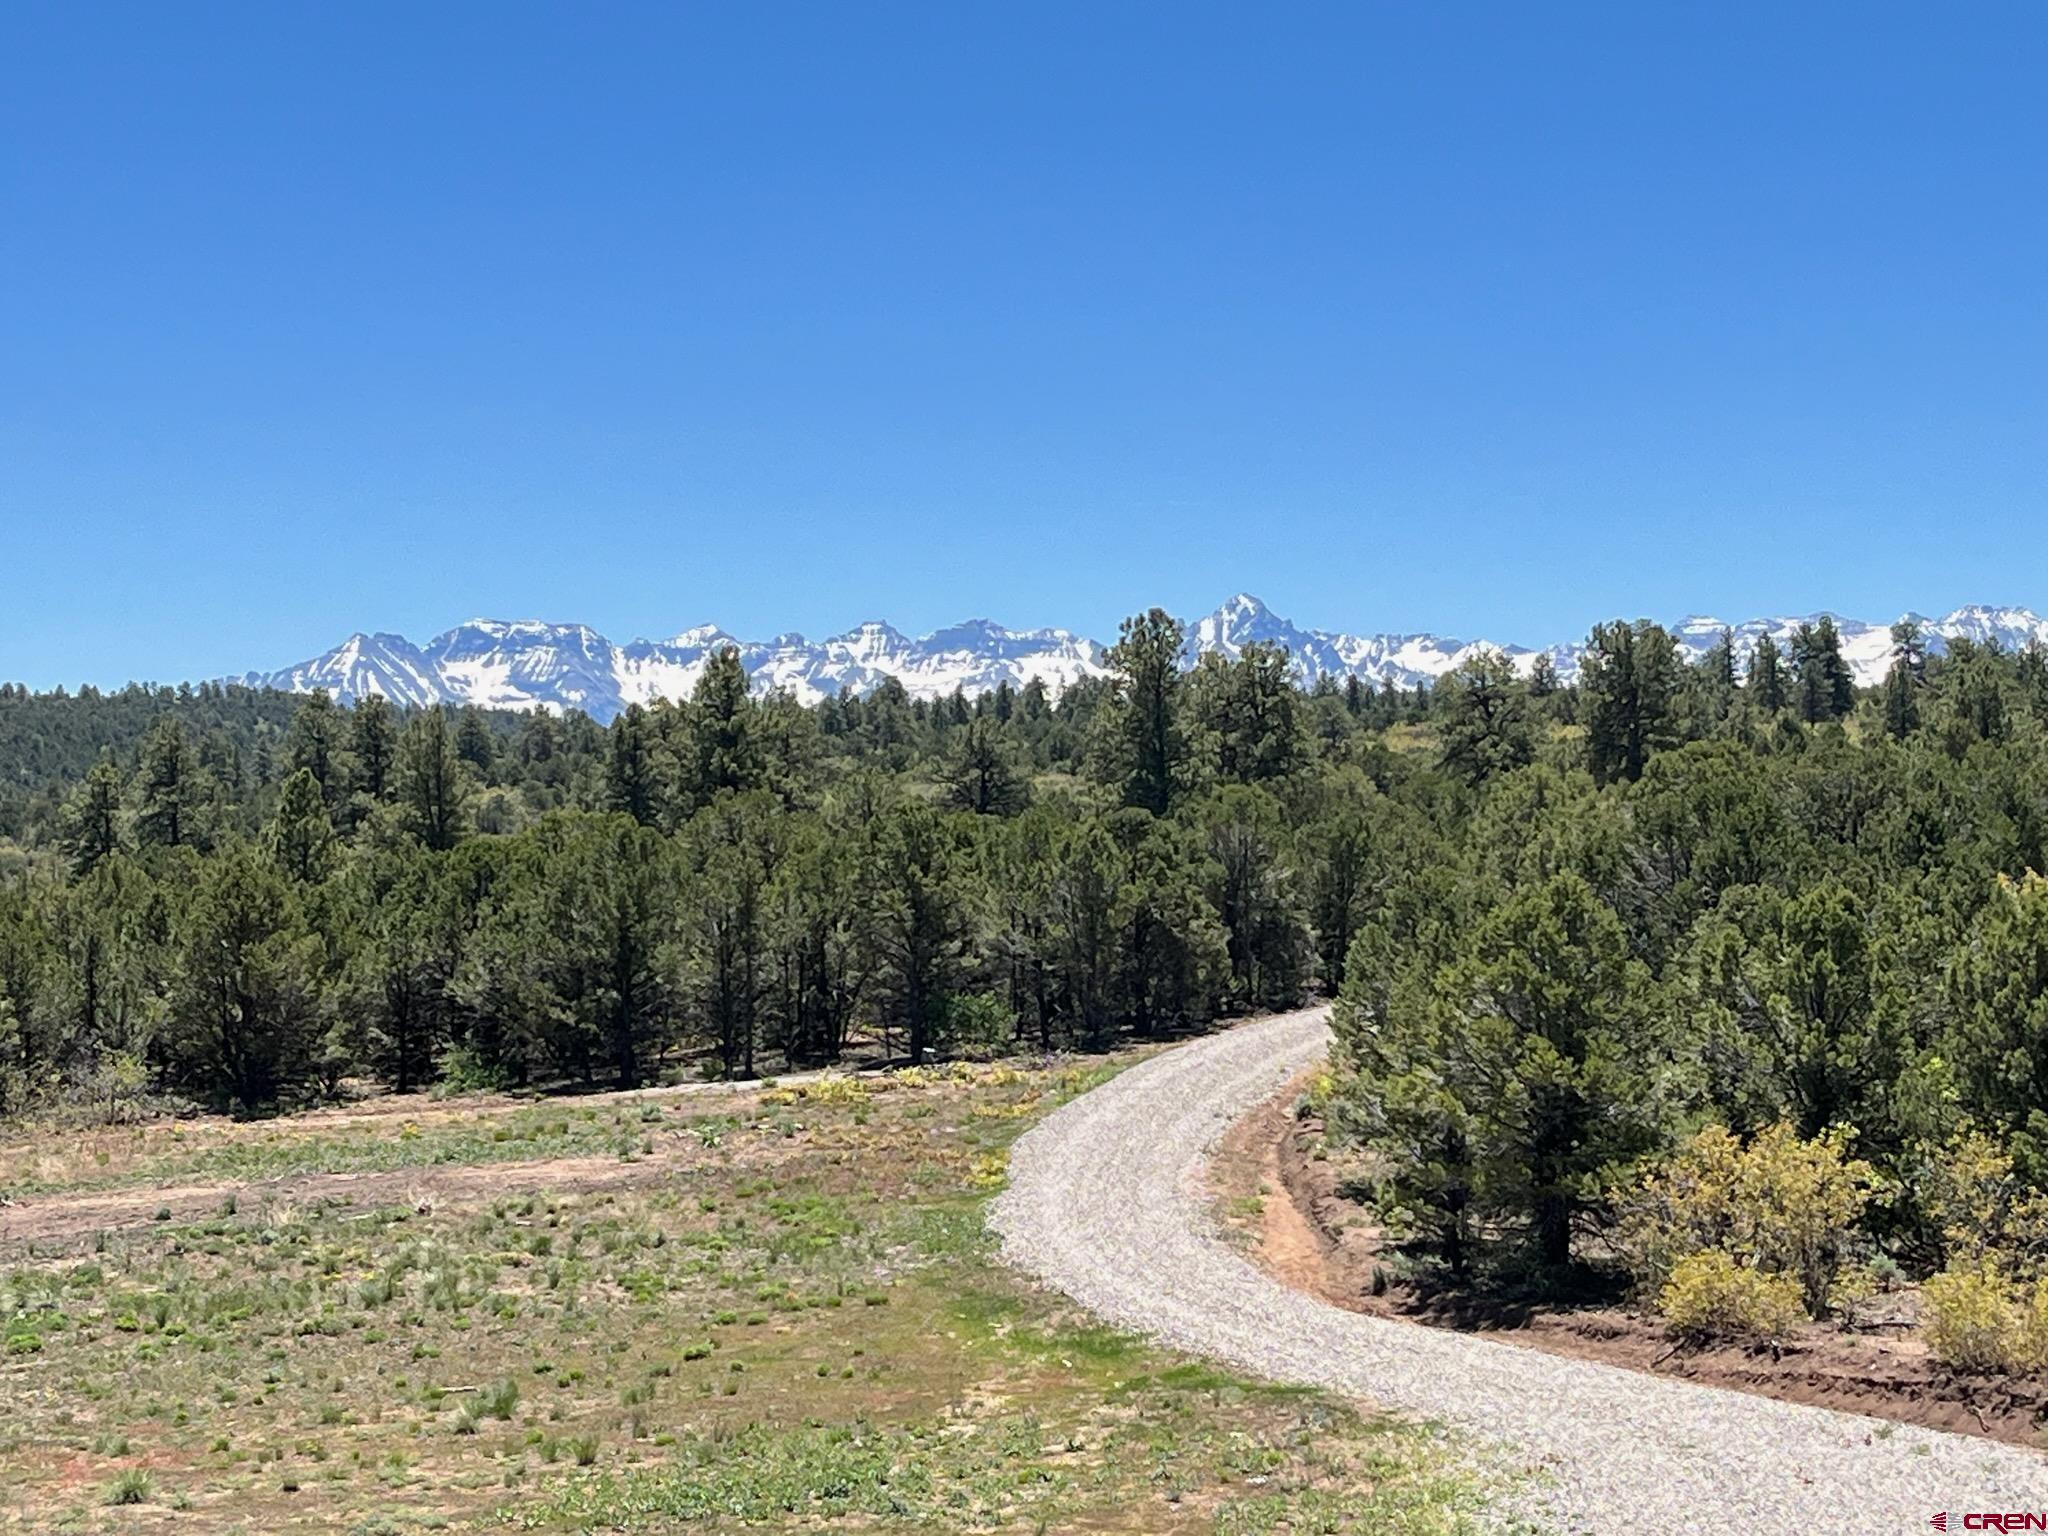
990 1006 2048 1534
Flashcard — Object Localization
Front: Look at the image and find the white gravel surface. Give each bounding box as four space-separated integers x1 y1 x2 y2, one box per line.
991 1006 2048 1534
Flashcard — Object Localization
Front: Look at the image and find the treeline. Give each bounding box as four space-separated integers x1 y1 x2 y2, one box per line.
1328 616 2048 1349
0 607 2029 1147
0 618 1376 1113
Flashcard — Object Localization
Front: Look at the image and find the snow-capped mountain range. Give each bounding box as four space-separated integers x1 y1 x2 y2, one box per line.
234 597 2048 723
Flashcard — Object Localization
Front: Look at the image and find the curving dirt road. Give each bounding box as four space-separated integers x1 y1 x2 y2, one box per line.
991 1006 2048 1534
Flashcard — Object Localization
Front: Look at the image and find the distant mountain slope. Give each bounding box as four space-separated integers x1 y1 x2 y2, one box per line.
234 596 2048 722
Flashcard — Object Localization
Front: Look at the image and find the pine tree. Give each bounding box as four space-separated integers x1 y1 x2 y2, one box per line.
60 755 127 876
266 768 336 883
1882 620 1925 739
1948 874 2048 1181
691 647 761 801
1097 608 1190 815
871 801 967 1062
1681 881 1907 1149
133 717 203 849
1196 642 1308 785
1338 872 1664 1273
1882 658 1920 739
1049 820 1126 1048
342 845 457 1093
47 857 165 1112
350 695 398 799
606 704 665 826
1581 621 1682 785
1199 786 1311 1010
164 846 323 1108
569 816 680 1087
1113 811 1228 1035
1748 632 1788 713
772 816 877 1064
518 708 561 771
284 690 343 804
455 707 497 775
942 717 1029 815
1689 629 1738 729
394 708 471 851
1436 652 1535 789
684 797 778 1078
1709 628 1738 691
1300 773 1388 989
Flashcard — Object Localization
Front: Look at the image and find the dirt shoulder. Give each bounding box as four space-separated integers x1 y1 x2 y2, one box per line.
1212 1073 2048 1450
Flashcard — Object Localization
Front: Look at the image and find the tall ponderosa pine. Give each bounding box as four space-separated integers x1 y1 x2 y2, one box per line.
350 695 398 799
284 690 344 804
691 647 762 802
1790 618 1854 724
395 707 471 851
606 703 666 826
134 717 204 849
266 768 336 883
1098 608 1190 814
164 846 323 1108
1883 620 1925 740
1748 631 1788 713
1195 641 1309 786
1581 621 1682 785
61 755 127 875
1435 651 1535 789
942 716 1029 816
871 801 967 1061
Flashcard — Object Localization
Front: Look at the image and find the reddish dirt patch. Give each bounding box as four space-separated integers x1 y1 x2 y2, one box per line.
0 1098 826 1254
1212 1076 2048 1449
0 1153 667 1250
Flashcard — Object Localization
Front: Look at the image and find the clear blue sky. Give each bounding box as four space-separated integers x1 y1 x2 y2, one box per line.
5 3 2047 688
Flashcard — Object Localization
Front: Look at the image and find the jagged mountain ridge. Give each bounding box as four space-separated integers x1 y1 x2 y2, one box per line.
236 597 2048 723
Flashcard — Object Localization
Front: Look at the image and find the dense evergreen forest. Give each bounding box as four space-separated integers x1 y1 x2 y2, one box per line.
15 609 2048 1354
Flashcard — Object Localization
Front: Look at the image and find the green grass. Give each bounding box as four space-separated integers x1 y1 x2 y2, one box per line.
0 1055 1506 1533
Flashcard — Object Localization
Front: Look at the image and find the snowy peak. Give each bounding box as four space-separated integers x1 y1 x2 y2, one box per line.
1188 594 1534 689
1931 604 2048 651
237 631 443 708
234 597 2048 722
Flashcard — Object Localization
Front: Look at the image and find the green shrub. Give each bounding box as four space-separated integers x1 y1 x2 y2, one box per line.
478 1379 520 1420
105 1468 152 1506
1618 1122 1879 1321
1921 1259 2048 1373
1657 1250 1805 1341
1914 1125 2048 1271
933 991 1015 1060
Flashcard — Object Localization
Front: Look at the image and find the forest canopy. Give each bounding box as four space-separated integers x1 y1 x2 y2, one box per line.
5 612 2048 1313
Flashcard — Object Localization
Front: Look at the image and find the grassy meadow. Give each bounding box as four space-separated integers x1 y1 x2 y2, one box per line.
0 1057 1492 1534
